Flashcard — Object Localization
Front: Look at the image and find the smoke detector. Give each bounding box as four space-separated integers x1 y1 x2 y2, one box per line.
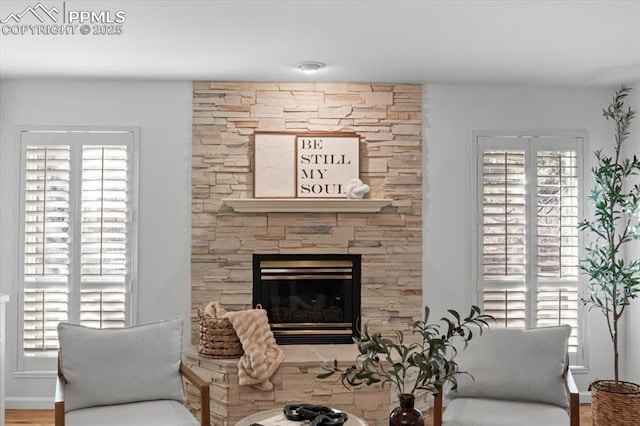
298 61 326 73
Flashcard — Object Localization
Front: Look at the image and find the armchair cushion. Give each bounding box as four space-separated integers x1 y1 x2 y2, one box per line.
58 318 184 412
64 400 199 426
447 325 571 409
442 398 570 426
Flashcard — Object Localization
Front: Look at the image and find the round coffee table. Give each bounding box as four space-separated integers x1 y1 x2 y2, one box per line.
236 407 368 426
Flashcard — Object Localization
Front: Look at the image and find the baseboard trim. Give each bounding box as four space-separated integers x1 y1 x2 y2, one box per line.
6 396 53 410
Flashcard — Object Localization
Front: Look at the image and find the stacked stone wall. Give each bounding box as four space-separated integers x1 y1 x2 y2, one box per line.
191 81 422 339
190 81 424 425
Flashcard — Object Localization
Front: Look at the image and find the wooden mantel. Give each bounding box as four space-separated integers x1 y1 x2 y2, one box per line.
222 198 392 213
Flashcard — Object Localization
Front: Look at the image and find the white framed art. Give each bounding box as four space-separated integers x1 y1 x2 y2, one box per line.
253 132 360 199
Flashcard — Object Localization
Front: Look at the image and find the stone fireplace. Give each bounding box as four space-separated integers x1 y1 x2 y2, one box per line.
253 253 361 345
190 81 423 425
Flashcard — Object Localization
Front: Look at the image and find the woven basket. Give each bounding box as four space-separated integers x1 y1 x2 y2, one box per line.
197 309 243 358
591 380 640 426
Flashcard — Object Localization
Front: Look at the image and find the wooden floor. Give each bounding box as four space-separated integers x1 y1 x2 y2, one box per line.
7 405 594 425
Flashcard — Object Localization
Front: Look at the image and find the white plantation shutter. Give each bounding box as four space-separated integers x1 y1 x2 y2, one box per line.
476 135 584 364
480 149 527 327
78 136 135 332
80 146 128 328
23 143 71 352
535 149 580 352
20 129 137 356
481 150 526 280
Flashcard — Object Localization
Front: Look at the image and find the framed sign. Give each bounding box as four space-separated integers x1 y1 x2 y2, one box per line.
254 133 296 198
296 134 359 198
253 132 360 199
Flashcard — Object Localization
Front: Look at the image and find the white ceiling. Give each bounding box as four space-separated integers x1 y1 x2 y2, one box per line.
1 0 639 87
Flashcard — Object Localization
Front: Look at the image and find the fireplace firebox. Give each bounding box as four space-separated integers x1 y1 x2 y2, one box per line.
252 254 361 345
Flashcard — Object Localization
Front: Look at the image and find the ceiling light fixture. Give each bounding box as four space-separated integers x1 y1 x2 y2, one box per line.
298 61 326 73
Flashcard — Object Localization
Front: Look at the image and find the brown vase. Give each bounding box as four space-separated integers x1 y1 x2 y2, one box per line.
389 394 424 426
591 380 640 426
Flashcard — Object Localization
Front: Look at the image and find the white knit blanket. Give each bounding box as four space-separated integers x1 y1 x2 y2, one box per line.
224 307 285 390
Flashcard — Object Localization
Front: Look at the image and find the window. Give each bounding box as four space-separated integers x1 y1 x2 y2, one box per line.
18 128 138 362
475 134 585 366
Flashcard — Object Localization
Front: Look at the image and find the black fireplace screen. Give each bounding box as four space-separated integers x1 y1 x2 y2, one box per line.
252 254 361 344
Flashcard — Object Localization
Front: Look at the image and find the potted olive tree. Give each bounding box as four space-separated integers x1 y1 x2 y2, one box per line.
317 306 492 426
578 85 640 425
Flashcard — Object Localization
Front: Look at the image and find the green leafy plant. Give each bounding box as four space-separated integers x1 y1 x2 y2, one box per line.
317 306 493 397
578 85 640 387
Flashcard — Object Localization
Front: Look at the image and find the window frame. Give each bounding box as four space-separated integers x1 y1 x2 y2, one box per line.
471 131 589 368
16 126 140 372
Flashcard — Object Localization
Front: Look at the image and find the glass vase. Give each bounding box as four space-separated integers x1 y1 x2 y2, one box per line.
389 393 425 426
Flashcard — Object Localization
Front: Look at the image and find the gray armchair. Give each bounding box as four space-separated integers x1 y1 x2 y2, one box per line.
434 325 579 426
54 318 210 426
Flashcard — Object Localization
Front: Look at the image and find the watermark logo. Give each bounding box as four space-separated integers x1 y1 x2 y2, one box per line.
1 1 126 36
1 2 59 24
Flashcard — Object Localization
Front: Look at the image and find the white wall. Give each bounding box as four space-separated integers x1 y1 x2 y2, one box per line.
422 84 617 398
624 83 640 384
0 79 193 407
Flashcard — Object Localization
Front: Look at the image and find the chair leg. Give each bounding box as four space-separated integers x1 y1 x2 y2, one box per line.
566 369 580 426
54 401 65 426
569 392 580 426
200 381 210 426
180 363 210 426
55 358 66 426
433 391 443 426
